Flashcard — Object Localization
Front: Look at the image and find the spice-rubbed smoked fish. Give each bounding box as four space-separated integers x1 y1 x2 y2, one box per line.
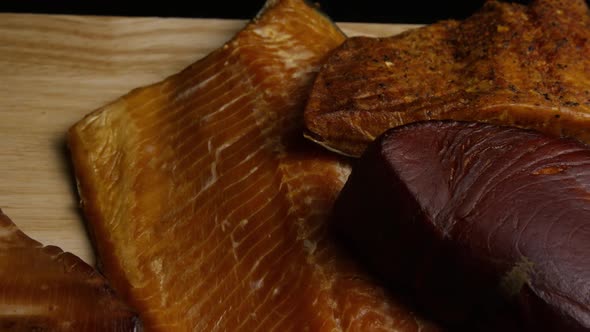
0 209 139 331
305 0 590 157
68 0 438 331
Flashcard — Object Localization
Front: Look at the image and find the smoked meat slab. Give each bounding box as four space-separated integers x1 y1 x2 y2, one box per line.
333 121 590 331
67 0 438 331
0 209 139 331
305 0 590 156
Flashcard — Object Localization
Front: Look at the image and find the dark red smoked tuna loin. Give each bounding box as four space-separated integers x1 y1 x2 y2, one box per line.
333 121 590 331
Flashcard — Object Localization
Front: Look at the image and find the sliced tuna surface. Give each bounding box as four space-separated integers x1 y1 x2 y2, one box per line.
333 120 590 331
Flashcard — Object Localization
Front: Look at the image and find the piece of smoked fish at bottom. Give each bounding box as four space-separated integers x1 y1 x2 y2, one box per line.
0 209 140 331
68 0 439 331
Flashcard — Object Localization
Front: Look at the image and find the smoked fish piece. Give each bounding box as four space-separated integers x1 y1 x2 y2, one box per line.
68 0 439 331
0 209 140 331
305 0 590 157
333 121 590 331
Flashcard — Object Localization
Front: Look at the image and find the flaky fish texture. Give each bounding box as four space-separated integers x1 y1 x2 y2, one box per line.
68 0 439 331
0 209 139 331
305 0 590 157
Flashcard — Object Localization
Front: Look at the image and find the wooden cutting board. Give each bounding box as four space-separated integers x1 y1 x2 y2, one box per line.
0 13 417 265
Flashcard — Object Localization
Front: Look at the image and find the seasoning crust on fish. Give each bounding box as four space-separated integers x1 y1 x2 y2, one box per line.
305 0 590 156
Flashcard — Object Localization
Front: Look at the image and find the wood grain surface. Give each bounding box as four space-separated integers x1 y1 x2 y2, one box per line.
0 13 417 265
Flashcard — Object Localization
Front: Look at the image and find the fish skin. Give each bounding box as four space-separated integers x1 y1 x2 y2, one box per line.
68 0 440 331
0 209 140 332
304 0 590 157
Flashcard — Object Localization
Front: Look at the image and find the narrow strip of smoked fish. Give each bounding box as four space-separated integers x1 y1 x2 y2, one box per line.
68 0 439 331
0 209 139 332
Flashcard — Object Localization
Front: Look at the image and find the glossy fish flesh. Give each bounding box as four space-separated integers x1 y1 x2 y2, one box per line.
68 0 439 331
0 209 139 331
305 0 590 156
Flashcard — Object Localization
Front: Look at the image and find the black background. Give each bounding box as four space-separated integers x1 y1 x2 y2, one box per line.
0 1 530 24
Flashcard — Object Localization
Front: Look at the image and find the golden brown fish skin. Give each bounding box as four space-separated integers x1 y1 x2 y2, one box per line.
0 209 140 332
305 0 590 157
68 0 440 331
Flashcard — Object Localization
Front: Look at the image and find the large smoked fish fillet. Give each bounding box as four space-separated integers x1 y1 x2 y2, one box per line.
305 0 590 157
0 209 139 331
68 0 438 331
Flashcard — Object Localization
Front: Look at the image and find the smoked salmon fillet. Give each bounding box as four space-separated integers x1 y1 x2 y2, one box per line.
68 0 438 331
0 209 139 331
305 0 590 157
